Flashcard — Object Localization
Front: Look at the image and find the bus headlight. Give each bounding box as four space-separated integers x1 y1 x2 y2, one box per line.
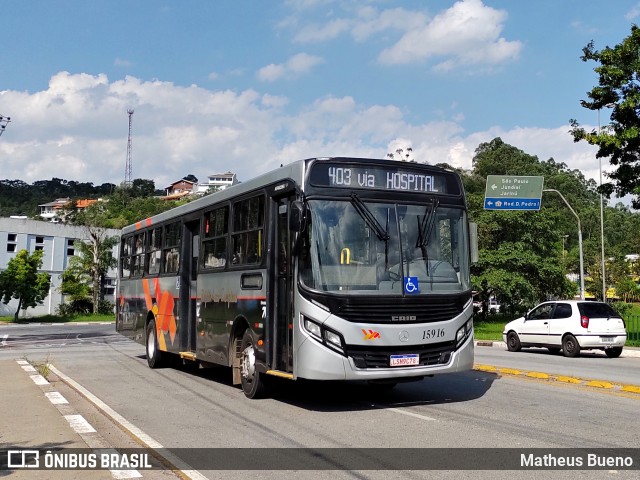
324 330 342 349
302 315 346 355
303 317 322 339
456 319 473 348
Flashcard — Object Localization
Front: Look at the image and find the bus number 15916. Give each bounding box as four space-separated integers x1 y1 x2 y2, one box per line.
423 328 446 340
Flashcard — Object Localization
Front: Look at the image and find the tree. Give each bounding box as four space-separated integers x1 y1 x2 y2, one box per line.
569 25 640 207
64 225 118 314
0 250 51 321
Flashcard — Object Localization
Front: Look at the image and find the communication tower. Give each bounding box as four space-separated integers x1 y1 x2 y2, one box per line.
124 109 134 186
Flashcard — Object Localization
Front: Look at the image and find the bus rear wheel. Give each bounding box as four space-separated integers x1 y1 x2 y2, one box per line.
240 330 267 399
146 319 166 368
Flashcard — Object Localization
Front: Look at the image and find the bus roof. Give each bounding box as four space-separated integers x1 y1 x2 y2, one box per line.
121 157 459 235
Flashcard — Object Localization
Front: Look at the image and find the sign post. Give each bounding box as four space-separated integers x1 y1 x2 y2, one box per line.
484 175 544 210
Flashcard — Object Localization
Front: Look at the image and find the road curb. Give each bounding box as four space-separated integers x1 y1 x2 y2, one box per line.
474 363 640 395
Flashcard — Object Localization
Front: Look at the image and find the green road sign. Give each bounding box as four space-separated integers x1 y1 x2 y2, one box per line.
484 175 544 210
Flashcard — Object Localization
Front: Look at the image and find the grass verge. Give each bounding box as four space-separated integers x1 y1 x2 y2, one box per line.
0 314 114 324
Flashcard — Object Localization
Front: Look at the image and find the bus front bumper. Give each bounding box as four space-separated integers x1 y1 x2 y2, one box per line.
293 334 474 381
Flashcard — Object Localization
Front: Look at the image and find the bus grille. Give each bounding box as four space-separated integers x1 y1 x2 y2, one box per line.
346 341 455 369
336 301 463 323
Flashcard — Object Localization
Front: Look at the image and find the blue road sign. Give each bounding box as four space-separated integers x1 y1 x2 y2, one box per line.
484 198 541 210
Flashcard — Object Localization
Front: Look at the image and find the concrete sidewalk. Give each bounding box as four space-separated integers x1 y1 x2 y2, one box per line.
0 359 111 479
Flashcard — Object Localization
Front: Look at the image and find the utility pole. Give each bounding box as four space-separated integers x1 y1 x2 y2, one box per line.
124 109 134 187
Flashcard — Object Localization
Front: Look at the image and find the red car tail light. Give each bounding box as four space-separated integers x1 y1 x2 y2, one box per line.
580 315 589 328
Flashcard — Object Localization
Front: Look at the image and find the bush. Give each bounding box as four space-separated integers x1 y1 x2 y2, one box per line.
97 300 114 315
56 299 93 316
611 301 632 318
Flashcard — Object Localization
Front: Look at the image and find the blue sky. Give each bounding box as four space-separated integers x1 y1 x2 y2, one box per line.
0 0 638 197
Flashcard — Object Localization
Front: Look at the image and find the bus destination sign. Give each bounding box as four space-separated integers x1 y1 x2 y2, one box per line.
309 163 459 194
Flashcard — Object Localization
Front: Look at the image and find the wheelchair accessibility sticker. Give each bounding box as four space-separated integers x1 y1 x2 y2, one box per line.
404 276 419 294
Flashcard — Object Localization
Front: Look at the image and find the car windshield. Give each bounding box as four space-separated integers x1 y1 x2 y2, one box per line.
299 199 470 295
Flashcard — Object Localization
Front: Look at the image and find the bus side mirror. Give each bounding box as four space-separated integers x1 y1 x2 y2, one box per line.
469 222 479 263
289 201 306 233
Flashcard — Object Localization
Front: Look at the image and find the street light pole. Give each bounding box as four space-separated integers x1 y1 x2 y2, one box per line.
544 189 585 300
598 108 606 301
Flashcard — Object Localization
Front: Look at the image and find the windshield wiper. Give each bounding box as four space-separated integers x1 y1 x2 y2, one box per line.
349 193 389 242
350 193 391 272
415 200 439 274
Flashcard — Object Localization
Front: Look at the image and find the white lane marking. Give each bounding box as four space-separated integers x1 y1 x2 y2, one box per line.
111 470 143 479
50 365 209 480
29 374 49 386
1 334 7 346
386 407 436 421
21 365 37 373
64 414 97 434
16 359 29 365
45 391 69 405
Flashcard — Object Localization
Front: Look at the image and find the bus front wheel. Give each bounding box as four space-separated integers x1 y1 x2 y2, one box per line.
240 330 267 399
146 319 166 368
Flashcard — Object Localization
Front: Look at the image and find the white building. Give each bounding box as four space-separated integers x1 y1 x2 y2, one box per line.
196 171 238 194
0 218 120 318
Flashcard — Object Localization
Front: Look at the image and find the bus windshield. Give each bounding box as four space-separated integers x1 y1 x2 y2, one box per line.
300 199 470 295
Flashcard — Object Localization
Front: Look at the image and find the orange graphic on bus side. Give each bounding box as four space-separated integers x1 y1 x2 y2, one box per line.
143 278 177 351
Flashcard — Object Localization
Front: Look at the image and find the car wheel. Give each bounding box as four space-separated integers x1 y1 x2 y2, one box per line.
240 330 267 399
605 347 623 358
506 331 521 352
562 334 580 358
548 347 561 355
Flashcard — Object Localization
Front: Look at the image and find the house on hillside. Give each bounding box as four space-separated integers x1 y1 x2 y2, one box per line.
38 198 98 222
164 179 198 199
0 217 119 318
196 171 238 194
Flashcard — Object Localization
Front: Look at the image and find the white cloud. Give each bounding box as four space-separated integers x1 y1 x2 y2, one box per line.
257 53 324 82
379 0 522 69
0 71 605 198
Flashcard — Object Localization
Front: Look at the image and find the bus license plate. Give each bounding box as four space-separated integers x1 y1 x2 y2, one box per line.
600 336 614 343
390 354 419 367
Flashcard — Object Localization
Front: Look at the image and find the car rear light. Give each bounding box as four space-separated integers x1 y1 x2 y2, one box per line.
580 315 589 328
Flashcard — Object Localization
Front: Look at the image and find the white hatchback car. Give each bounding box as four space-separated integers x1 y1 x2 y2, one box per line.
502 300 627 358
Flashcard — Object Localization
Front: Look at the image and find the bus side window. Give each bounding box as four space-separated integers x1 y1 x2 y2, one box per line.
231 195 264 266
203 206 228 268
120 236 133 278
147 227 162 275
163 222 181 273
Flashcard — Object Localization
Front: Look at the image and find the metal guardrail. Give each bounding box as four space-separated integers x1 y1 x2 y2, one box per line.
625 315 640 343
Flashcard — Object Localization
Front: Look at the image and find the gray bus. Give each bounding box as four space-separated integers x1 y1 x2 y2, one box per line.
116 157 475 398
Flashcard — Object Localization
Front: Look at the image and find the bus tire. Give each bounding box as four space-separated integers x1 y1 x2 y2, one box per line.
240 330 266 399
146 319 166 368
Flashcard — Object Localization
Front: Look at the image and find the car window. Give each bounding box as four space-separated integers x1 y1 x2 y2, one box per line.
578 302 620 318
528 303 554 320
552 303 572 319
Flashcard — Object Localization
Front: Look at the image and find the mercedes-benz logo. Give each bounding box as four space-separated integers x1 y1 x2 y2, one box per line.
399 330 410 342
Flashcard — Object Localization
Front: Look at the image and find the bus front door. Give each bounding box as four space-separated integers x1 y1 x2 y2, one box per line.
271 197 295 374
